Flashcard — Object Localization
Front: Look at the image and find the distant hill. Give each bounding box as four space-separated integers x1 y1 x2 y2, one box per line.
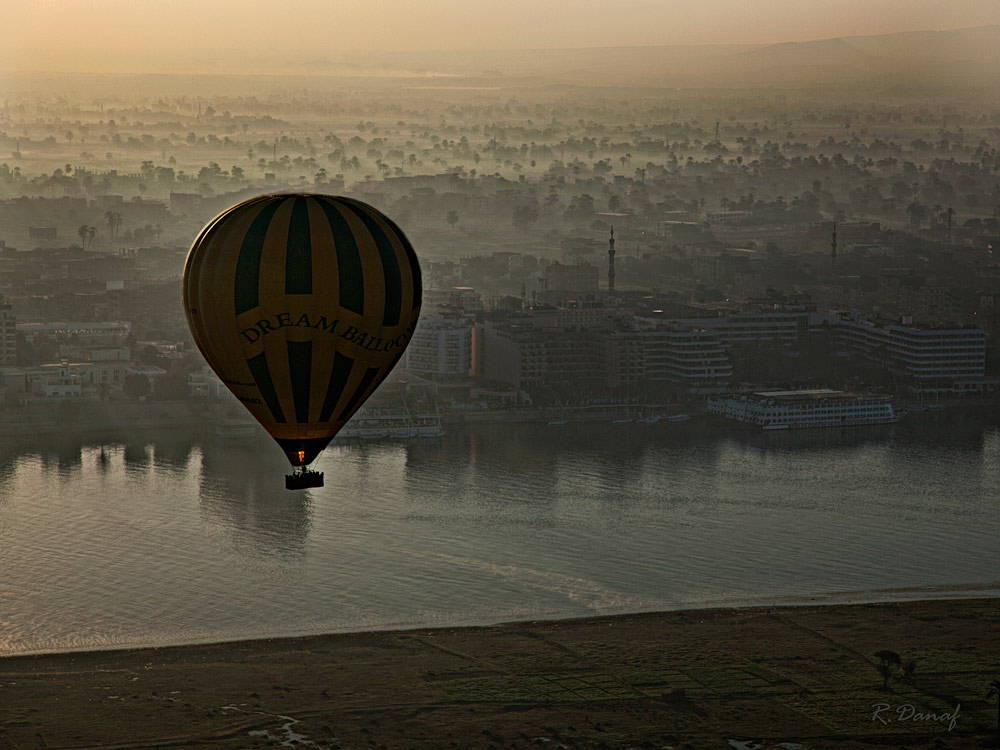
340 25 1000 89
7 25 1000 93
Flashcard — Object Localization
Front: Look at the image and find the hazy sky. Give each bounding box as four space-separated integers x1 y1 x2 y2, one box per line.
6 0 1000 74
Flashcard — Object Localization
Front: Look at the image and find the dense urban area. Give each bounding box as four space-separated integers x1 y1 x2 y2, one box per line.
3 70 1000 432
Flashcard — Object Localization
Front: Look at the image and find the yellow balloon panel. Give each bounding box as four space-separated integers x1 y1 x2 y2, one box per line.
183 194 422 466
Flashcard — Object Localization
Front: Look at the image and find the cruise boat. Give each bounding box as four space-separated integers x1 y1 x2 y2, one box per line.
707 389 901 430
336 412 445 441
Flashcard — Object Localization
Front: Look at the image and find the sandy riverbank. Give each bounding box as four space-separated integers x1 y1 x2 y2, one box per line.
1 598 997 749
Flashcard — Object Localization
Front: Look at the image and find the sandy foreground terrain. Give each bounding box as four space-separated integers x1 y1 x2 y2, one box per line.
1 598 998 749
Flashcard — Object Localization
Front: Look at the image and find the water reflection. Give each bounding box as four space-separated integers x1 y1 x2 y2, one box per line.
35 438 84 479
96 443 111 473
199 441 312 559
152 439 194 472
123 441 151 473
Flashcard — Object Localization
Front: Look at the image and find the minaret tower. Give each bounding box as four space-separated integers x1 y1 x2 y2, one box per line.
608 226 616 292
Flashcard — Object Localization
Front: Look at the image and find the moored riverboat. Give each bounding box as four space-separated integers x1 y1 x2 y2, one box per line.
707 389 901 430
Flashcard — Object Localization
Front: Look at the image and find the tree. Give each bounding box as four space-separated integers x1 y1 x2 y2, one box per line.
873 650 901 689
446 210 459 230
104 211 123 239
123 373 151 399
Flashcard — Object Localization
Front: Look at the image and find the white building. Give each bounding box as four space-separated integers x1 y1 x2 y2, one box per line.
36 362 83 397
405 315 473 381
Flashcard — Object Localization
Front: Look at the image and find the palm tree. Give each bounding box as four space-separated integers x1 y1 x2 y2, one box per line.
104 211 123 239
86 226 97 250
77 224 89 249
446 210 459 230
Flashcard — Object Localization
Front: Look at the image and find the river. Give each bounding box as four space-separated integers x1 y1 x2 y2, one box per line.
1 413 998 655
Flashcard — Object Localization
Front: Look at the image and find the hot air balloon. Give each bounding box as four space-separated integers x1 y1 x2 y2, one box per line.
182 194 421 489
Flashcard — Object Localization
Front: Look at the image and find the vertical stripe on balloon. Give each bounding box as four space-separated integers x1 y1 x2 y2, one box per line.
285 196 313 295
320 352 355 423
287 340 313 424
342 198 403 326
338 366 380 422
247 351 286 424
383 214 422 310
234 199 284 315
316 198 364 315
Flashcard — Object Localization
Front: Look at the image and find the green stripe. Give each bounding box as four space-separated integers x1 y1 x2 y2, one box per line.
338 366 380 422
320 352 355 422
234 198 284 315
247 352 286 424
285 196 313 295
382 214 422 310
287 340 312 424
341 198 403 326
316 198 364 315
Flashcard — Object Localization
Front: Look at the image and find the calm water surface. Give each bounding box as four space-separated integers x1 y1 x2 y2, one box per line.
2 416 999 655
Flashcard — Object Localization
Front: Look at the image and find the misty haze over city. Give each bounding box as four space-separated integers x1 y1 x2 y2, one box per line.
2 3 1000 747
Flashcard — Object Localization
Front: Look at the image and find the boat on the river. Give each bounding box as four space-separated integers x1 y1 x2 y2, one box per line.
336 412 445 441
708 389 901 430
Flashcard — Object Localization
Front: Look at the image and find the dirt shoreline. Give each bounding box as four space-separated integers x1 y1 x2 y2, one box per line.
2 598 997 749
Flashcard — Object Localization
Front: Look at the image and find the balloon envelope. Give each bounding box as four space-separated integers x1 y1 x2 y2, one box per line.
183 194 422 466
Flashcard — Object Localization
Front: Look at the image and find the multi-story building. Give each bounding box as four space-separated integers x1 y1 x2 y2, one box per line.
477 321 547 388
544 261 599 292
0 302 16 365
422 287 483 314
645 310 810 349
478 316 731 394
638 326 732 394
833 314 988 393
405 315 474 381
